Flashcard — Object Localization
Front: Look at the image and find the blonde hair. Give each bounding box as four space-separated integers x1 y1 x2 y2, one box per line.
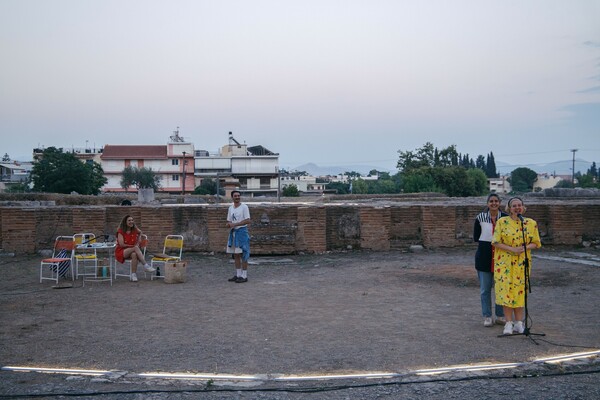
505 197 526 213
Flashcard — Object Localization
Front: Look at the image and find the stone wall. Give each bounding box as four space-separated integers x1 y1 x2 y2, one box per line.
0 202 598 255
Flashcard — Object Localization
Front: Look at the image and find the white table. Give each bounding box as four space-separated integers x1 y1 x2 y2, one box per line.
77 243 116 286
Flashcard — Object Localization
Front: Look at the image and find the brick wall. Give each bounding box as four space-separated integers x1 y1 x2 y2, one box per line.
1 203 598 254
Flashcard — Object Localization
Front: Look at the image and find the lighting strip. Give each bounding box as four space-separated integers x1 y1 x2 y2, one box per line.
2 366 110 376
3 349 598 382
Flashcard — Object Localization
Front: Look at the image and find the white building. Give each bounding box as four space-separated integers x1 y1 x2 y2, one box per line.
488 176 511 194
195 132 279 197
100 131 194 193
533 173 563 191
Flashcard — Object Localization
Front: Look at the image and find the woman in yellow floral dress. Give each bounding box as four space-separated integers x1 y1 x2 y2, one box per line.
492 197 541 335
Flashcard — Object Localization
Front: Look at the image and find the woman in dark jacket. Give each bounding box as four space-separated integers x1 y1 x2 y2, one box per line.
474 193 507 327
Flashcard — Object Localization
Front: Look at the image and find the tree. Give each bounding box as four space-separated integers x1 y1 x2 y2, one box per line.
282 184 300 197
509 167 537 193
120 166 161 191
194 178 217 195
485 152 498 178
327 182 350 194
30 147 107 194
397 142 435 172
587 162 598 180
476 155 486 170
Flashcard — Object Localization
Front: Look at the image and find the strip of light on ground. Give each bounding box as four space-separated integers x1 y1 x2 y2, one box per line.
533 350 600 364
2 366 110 376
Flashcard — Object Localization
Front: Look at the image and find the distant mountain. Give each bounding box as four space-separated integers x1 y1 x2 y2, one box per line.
294 159 594 177
292 163 392 176
496 159 592 176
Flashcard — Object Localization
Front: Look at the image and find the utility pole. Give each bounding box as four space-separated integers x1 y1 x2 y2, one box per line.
182 151 187 195
570 149 578 188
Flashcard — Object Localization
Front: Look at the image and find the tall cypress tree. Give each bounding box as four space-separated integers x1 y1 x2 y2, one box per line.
485 152 498 178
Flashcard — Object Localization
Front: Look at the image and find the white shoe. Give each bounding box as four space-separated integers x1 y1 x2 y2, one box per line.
131 273 138 282
495 316 506 325
143 264 156 272
483 317 493 327
503 321 514 335
513 321 525 334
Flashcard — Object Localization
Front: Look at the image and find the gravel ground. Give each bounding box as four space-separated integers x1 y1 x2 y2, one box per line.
1 246 599 399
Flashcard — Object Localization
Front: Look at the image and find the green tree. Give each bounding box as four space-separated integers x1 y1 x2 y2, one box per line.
194 178 217 195
485 152 498 178
509 167 537 193
397 142 435 172
402 168 442 193
476 155 486 170
31 147 107 194
282 184 300 197
120 166 161 191
350 178 368 194
327 181 350 194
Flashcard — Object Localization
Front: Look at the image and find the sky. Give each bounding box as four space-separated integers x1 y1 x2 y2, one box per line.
1 0 599 174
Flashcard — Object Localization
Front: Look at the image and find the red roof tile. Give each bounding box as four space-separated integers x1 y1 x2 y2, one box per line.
101 145 168 159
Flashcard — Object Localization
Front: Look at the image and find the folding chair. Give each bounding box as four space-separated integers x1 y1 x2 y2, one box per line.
40 236 75 284
150 235 183 280
114 234 148 280
73 233 98 279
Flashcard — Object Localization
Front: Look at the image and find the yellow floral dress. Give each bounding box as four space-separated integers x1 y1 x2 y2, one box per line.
492 216 541 307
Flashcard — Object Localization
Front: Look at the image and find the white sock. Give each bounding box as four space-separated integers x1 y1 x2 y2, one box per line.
242 270 247 279
236 268 242 277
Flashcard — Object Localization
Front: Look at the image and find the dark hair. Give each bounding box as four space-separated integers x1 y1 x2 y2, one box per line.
486 193 501 202
231 190 241 197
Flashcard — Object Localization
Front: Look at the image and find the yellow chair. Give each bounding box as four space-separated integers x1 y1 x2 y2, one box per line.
115 234 148 280
40 236 75 284
73 233 98 279
150 235 183 280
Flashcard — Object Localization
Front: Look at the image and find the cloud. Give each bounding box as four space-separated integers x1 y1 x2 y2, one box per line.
576 85 600 93
583 40 600 48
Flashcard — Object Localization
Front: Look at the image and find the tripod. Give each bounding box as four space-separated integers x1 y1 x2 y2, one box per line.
499 216 545 344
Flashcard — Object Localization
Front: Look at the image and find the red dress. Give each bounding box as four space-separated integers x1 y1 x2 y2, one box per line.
115 228 139 263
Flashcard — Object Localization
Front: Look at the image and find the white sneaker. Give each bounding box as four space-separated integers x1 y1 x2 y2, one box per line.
513 321 525 334
143 264 156 272
484 317 493 327
131 273 138 282
503 321 514 335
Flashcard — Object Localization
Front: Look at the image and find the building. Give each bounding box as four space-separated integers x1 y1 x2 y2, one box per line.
280 174 326 193
488 176 511 194
195 132 279 197
0 160 33 191
533 173 564 191
100 130 194 193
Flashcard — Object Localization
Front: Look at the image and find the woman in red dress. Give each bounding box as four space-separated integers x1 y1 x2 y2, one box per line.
115 215 154 282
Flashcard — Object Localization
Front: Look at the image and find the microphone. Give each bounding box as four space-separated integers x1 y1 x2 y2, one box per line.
517 214 524 222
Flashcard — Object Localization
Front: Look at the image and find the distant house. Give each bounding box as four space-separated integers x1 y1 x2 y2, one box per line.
0 161 33 191
100 132 194 193
280 174 326 193
533 173 563 191
488 176 511 194
195 132 279 197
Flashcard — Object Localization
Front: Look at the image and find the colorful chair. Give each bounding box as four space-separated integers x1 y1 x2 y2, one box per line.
40 236 75 284
150 235 183 280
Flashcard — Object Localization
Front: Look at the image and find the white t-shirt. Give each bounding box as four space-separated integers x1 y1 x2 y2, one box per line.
227 203 250 229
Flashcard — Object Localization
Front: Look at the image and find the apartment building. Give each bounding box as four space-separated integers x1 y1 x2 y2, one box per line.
195 132 279 197
100 131 194 193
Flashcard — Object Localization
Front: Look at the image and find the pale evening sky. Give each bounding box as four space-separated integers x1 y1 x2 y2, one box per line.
1 0 599 173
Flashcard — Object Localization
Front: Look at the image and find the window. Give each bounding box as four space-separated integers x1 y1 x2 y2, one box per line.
172 159 179 166
172 175 179 181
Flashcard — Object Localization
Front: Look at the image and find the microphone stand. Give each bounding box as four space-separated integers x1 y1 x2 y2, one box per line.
500 215 545 344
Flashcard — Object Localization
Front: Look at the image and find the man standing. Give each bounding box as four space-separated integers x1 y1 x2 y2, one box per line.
226 190 251 283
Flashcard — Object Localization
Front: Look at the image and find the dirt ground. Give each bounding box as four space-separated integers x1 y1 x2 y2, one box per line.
1 246 599 398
